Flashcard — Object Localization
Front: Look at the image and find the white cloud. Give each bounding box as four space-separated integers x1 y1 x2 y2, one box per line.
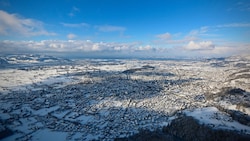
181 40 250 57
95 25 126 32
155 26 209 45
154 23 250 56
136 45 152 51
67 33 77 39
197 45 250 57
216 23 250 28
154 32 188 45
0 40 147 53
153 23 250 57
200 26 209 33
61 22 89 28
156 32 171 40
92 44 101 51
0 10 55 36
228 2 250 12
0 39 249 58
68 6 80 17
185 41 215 50
185 26 209 41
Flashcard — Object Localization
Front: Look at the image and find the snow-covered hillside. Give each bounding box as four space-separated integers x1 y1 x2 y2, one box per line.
0 54 249 140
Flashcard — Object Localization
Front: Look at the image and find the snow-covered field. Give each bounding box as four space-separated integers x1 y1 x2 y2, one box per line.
0 54 249 140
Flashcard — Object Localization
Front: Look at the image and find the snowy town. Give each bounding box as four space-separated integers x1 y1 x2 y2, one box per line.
0 54 249 140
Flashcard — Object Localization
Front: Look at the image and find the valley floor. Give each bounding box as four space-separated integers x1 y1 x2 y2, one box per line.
0 55 250 141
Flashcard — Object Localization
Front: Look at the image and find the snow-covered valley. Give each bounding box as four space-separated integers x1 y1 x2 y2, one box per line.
0 54 250 141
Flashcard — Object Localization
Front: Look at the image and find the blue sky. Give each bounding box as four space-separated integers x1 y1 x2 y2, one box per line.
0 0 249 58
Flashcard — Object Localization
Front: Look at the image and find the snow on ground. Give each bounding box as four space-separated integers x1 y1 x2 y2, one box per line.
184 107 250 134
0 55 249 140
0 67 72 93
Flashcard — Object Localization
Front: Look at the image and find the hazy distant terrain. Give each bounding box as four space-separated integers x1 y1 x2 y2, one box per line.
0 54 250 141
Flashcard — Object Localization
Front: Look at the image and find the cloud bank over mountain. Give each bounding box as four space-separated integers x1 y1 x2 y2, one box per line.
1 39 249 58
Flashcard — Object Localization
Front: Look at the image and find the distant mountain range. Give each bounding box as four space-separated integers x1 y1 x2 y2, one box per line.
1 54 249 67
0 54 71 66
